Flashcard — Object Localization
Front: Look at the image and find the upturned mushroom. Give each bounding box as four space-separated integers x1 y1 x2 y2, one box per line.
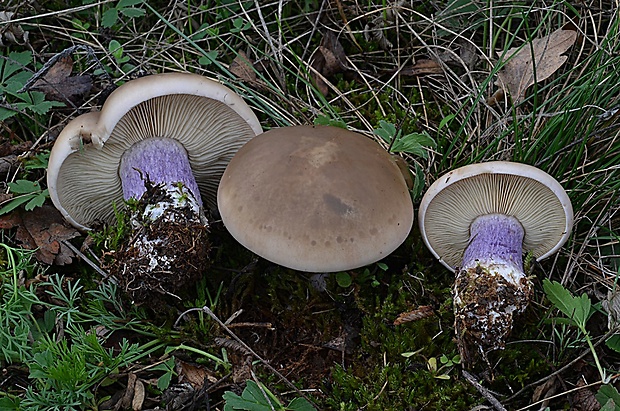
418 161 573 365
217 125 414 273
47 72 261 302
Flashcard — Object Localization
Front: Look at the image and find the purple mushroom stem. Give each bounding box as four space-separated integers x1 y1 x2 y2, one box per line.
454 213 533 365
119 137 202 204
461 213 525 277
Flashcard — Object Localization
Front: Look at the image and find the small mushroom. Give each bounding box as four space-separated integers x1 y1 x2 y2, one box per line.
47 72 261 302
217 124 414 273
418 161 573 365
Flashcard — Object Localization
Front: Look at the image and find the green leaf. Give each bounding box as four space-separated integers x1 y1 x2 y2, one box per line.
157 371 173 390
313 115 347 129
335 272 352 288
2 51 32 82
600 399 618 411
120 7 146 18
0 195 35 215
24 190 48 211
390 132 436 158
223 380 284 410
8 180 41 194
411 162 425 200
102 8 119 28
118 0 144 7
438 114 456 131
597 384 620 409
287 397 317 411
109 40 124 60
0 107 17 121
373 120 397 142
198 51 219 66
0 397 20 410
606 334 620 353
543 279 591 329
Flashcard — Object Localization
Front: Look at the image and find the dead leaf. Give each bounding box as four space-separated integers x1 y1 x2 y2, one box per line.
490 28 577 104
176 358 217 390
230 50 257 83
394 305 434 325
0 11 29 47
310 31 349 96
531 375 560 408
131 379 145 411
31 56 92 104
399 59 443 77
571 378 601 411
0 204 80 265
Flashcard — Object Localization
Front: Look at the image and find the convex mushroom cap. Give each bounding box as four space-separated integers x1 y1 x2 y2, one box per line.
47 72 262 230
418 161 573 271
217 125 414 272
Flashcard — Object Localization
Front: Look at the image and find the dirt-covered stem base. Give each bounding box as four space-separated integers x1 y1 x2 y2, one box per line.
454 214 532 366
111 137 210 304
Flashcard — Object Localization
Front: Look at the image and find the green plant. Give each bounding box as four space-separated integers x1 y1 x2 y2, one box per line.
597 384 620 411
373 120 436 158
223 380 316 411
543 279 608 382
150 356 177 390
0 245 41 364
97 0 146 28
426 354 461 380
0 51 64 121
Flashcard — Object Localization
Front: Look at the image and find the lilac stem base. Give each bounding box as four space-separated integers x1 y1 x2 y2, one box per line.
119 137 202 204
454 213 531 366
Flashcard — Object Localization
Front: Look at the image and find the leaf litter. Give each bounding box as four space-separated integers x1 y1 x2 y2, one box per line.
0 204 79 265
489 28 577 105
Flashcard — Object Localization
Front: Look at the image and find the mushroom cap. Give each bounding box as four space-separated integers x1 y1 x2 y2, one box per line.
418 161 573 272
217 125 414 272
47 72 262 230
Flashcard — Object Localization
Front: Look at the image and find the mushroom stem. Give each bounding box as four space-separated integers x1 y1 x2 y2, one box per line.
114 137 210 303
119 137 202 204
454 213 533 366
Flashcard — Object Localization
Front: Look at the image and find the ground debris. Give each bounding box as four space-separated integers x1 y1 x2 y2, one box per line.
108 182 210 305
310 31 349 96
230 50 257 83
0 11 29 46
30 55 92 105
570 378 600 411
394 305 435 325
0 204 80 265
489 28 577 105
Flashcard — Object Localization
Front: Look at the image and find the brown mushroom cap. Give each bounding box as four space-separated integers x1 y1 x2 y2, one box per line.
217 125 414 272
47 73 261 230
418 161 573 272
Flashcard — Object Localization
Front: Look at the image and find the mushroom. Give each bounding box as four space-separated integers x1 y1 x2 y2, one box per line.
217 124 414 273
418 161 573 365
47 72 261 302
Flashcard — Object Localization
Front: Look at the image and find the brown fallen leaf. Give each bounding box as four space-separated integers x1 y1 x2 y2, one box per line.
570 378 600 411
398 59 443 77
230 50 257 83
131 378 145 411
310 31 349 96
175 358 217 390
394 305 434 325
489 28 577 105
0 204 80 265
31 55 92 104
0 11 29 47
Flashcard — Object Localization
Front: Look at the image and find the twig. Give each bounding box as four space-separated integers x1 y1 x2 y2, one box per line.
18 45 108 93
61 239 113 282
462 370 507 411
186 305 320 409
